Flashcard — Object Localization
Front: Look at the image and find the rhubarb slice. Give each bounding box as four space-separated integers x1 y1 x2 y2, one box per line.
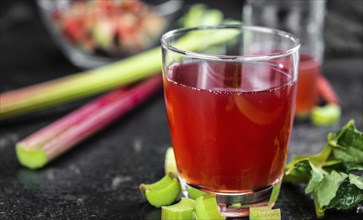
194 195 224 220
249 206 281 220
186 185 208 200
161 198 195 220
139 173 181 207
164 147 178 176
311 104 341 126
269 182 282 205
92 19 114 49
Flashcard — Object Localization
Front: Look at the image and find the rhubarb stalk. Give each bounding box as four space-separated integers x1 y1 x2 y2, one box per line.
317 75 340 104
0 5 230 119
17 88 127 151
1 48 161 119
16 75 162 169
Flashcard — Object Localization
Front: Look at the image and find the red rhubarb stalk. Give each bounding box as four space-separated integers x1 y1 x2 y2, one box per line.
19 88 127 151
16 75 162 169
317 75 340 104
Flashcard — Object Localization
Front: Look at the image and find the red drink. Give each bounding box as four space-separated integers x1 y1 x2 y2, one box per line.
164 61 297 193
295 53 320 115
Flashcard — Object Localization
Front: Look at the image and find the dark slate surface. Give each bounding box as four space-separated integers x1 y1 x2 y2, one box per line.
1 0 362 220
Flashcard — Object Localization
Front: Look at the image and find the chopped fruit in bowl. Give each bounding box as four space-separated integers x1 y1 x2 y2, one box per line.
38 0 180 68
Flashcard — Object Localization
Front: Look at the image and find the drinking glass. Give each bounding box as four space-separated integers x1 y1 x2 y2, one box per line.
243 0 326 116
161 25 300 217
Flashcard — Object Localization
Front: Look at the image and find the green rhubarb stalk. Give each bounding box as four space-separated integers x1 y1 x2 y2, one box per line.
0 5 228 120
183 4 207 28
139 173 181 207
0 48 160 119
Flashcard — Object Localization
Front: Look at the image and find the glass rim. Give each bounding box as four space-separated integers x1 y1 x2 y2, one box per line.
161 24 301 62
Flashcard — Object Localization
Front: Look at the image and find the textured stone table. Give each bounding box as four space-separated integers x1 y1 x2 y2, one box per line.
0 1 362 220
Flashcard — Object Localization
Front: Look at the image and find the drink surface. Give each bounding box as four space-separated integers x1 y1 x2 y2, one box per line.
163 61 297 193
295 53 320 115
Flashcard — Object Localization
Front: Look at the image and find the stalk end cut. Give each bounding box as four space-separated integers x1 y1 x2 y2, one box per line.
16 145 47 169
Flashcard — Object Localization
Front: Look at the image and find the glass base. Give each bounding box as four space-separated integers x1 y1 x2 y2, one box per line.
180 179 282 217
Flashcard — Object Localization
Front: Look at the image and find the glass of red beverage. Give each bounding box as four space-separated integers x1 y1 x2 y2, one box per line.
161 25 300 217
243 0 326 117
295 52 320 115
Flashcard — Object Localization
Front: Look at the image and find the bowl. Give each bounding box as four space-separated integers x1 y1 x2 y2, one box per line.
37 0 182 69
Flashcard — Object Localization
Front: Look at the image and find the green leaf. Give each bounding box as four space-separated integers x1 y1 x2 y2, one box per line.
305 162 324 194
284 159 326 189
334 120 363 150
315 171 348 208
329 120 363 163
349 174 363 190
332 147 363 164
283 120 363 217
284 159 313 184
344 163 363 172
325 177 363 210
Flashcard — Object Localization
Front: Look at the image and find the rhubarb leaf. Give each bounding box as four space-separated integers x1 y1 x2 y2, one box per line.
329 120 363 163
325 176 363 210
284 120 363 217
314 171 348 208
349 174 363 190
305 162 325 194
284 159 325 194
284 159 312 184
344 162 363 172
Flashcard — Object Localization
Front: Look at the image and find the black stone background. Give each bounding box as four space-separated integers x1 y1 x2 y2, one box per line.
0 0 362 219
